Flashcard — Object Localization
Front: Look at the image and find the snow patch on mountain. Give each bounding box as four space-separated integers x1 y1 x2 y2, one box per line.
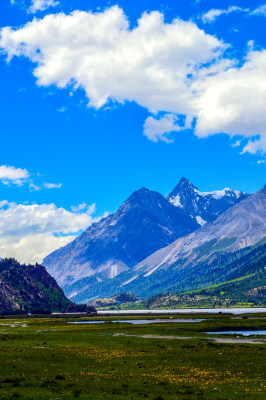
196 215 206 226
170 194 182 207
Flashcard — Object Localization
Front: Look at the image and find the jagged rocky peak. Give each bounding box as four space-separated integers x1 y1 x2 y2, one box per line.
176 177 196 190
167 177 248 225
167 177 198 206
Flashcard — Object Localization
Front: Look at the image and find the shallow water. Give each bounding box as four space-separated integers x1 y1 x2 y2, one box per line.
69 318 204 325
205 330 266 336
97 308 266 315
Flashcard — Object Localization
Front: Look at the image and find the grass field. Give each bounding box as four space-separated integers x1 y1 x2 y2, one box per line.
0 314 265 399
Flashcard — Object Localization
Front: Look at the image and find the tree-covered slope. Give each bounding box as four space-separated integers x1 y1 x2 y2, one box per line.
0 258 95 314
70 235 266 303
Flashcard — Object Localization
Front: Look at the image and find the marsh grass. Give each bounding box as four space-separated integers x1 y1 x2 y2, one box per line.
0 314 265 399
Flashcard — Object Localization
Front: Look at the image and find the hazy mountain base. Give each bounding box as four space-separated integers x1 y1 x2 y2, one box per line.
72 237 266 304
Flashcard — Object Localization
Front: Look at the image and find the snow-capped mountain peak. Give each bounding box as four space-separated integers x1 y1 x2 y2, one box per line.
167 178 248 225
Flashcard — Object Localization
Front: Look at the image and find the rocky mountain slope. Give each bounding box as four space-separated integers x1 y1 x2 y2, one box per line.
0 258 95 314
70 185 266 302
167 177 247 225
43 187 199 295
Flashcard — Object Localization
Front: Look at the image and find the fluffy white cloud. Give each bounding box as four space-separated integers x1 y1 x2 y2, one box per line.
1 6 266 153
144 114 182 143
194 50 266 148
28 0 59 14
0 165 29 186
201 6 248 23
0 6 224 113
0 200 105 263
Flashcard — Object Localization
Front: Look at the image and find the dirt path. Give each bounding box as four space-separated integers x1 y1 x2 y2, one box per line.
114 333 266 344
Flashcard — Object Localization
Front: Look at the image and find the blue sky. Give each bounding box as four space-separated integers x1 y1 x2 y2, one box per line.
0 0 265 262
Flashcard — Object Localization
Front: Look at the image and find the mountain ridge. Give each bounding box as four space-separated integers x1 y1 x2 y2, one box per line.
69 185 265 303
43 178 252 301
43 185 199 291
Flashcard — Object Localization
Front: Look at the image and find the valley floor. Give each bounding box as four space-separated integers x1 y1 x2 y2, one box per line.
0 313 265 399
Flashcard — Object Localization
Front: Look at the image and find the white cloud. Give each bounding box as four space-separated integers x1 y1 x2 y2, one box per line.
250 5 266 16
201 6 248 23
194 50 266 153
0 164 62 190
43 182 62 189
0 7 224 112
0 200 105 263
231 139 242 148
241 138 266 155
71 202 90 213
144 114 182 143
1 6 266 153
0 165 29 186
28 0 59 14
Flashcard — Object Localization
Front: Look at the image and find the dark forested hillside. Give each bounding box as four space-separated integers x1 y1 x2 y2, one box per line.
0 258 95 314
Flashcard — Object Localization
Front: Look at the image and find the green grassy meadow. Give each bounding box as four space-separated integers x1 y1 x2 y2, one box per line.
0 314 265 400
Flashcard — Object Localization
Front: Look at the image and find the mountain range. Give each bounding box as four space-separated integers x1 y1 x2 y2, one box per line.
43 178 257 303
66 185 266 302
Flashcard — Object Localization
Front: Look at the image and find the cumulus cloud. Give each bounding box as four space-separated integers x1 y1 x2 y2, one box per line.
194 50 266 148
201 6 248 23
28 0 59 14
0 165 29 186
144 114 182 143
0 6 224 112
1 6 266 153
0 200 105 263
